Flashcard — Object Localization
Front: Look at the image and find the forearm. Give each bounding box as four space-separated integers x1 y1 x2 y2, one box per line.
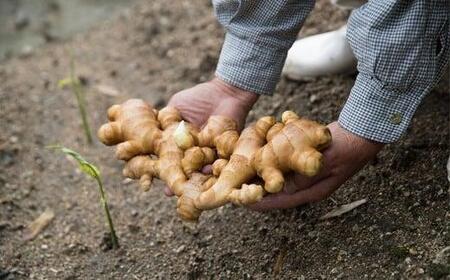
339 0 449 143
213 0 315 95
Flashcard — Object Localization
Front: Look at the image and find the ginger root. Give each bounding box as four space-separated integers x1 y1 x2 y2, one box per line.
98 99 332 221
195 116 240 158
97 99 161 161
195 116 276 210
253 111 332 193
123 155 216 221
98 99 215 220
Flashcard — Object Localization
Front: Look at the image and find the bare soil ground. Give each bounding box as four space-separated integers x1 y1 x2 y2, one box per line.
0 0 448 279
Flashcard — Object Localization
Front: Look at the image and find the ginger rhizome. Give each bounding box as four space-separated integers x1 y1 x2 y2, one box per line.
194 116 276 210
98 99 219 221
98 99 332 221
253 111 332 193
97 99 161 161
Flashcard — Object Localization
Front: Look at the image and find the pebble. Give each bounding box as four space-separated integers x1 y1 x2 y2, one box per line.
9 136 18 143
330 267 339 274
20 45 33 57
122 178 134 185
174 245 186 254
409 248 418 255
309 94 319 103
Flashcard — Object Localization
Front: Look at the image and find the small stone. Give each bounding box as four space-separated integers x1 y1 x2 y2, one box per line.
204 235 213 241
20 45 33 57
330 267 339 274
9 136 18 143
309 94 319 103
41 244 48 249
173 245 186 254
122 178 133 185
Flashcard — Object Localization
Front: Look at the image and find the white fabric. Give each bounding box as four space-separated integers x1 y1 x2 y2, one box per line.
330 0 366 9
282 25 356 80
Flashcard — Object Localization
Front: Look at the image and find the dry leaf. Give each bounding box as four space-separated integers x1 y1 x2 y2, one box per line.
319 199 367 220
95 84 120 96
24 208 55 241
272 247 287 276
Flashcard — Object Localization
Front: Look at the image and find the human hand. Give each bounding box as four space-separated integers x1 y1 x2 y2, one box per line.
249 121 384 210
167 77 258 130
164 77 258 196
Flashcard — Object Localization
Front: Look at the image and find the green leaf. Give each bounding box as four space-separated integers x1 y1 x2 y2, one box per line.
58 77 80 89
47 145 100 179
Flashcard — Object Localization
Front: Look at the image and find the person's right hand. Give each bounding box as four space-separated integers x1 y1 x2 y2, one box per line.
167 77 258 130
164 77 259 196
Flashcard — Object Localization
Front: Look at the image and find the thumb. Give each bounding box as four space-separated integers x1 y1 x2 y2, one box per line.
164 186 175 197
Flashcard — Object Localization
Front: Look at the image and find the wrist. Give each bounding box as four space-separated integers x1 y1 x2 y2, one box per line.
337 122 384 152
329 122 384 157
210 77 259 109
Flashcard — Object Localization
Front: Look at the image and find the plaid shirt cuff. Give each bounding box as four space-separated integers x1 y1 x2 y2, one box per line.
215 32 287 95
338 73 427 143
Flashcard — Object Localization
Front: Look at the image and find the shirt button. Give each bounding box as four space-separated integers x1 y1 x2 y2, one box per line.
390 113 402 124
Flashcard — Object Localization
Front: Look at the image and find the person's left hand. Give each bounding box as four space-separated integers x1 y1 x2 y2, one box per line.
249 121 384 211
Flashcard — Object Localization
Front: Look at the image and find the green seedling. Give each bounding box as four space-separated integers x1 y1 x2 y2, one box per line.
58 53 93 144
49 145 119 249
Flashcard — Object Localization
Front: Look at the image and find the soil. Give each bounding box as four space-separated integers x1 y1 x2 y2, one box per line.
0 0 448 279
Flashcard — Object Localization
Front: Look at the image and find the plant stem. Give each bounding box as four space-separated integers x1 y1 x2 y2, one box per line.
69 54 93 144
96 177 119 249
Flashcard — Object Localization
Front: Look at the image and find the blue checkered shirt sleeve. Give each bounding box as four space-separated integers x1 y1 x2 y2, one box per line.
339 0 449 143
213 0 315 95
213 0 449 143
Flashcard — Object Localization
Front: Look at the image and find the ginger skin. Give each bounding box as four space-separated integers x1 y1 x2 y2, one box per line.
98 100 217 221
181 147 216 176
195 116 276 210
195 116 240 159
124 155 215 221
97 99 161 161
253 111 332 193
98 99 332 221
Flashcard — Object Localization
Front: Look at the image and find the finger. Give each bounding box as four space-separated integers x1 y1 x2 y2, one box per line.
249 175 339 211
283 155 333 194
164 186 175 197
201 164 212 174
283 172 328 194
